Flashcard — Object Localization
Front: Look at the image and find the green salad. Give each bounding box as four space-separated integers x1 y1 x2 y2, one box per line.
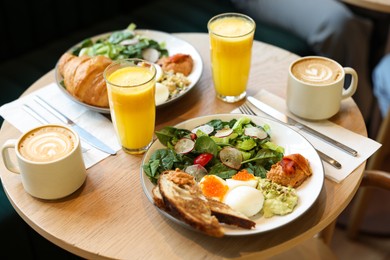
143 117 285 184
70 23 169 61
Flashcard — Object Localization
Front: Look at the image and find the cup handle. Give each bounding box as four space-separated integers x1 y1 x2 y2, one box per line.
1 139 20 174
342 67 358 100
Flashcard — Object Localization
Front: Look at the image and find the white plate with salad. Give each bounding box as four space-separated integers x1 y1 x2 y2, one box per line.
140 114 324 236
54 25 203 113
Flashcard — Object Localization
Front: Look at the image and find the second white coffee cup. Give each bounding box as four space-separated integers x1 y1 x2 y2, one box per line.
286 56 358 120
1 124 86 200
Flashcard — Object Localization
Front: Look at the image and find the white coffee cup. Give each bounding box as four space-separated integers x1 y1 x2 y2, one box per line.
286 56 358 120
1 124 86 200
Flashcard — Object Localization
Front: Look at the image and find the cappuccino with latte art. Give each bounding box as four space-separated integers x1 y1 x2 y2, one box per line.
19 125 76 162
287 56 358 120
291 58 343 85
2 124 86 199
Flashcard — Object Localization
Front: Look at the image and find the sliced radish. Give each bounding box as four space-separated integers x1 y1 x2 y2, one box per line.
244 127 268 139
191 124 214 135
174 138 195 154
214 128 233 138
142 48 160 63
184 164 208 182
219 147 242 170
119 38 139 45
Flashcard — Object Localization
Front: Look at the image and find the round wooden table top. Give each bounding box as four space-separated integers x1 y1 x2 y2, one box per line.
342 0 390 13
0 33 367 259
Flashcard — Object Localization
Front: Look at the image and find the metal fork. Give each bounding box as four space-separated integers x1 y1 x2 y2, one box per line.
238 102 342 169
239 102 257 116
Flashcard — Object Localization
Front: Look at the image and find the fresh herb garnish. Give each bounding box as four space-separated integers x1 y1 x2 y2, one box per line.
143 117 284 184
71 23 169 61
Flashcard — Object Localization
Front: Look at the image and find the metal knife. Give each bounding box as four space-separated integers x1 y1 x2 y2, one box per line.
247 96 358 157
34 96 116 155
315 149 342 169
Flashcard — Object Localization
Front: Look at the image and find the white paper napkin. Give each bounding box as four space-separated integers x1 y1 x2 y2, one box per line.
0 83 121 168
232 90 382 183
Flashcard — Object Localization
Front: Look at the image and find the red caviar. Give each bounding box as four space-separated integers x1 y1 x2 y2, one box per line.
201 175 228 200
232 169 255 181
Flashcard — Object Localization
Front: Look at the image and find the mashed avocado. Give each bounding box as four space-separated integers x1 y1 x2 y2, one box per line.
257 179 298 218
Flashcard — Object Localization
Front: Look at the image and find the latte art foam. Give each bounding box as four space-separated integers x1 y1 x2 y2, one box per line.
19 126 76 162
291 58 342 85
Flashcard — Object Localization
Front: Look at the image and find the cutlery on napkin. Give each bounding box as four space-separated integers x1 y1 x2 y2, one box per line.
0 83 121 168
247 96 358 157
239 101 342 170
33 96 116 155
232 90 381 183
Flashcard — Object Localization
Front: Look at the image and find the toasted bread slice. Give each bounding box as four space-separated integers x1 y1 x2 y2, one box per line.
207 198 256 229
154 184 256 230
152 185 166 210
158 170 224 238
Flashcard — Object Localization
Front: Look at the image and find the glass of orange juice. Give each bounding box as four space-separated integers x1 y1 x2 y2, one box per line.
208 13 255 103
104 59 156 154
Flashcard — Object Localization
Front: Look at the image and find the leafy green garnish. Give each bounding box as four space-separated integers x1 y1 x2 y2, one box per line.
143 117 284 183
142 149 193 184
155 126 192 147
71 23 169 60
194 136 219 156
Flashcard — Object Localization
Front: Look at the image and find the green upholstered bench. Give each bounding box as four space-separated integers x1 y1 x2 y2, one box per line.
0 0 312 258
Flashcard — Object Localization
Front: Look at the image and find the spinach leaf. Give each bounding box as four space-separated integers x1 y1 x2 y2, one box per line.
155 126 192 147
143 148 192 184
242 148 283 165
245 163 267 178
194 136 219 156
208 162 237 179
206 119 237 132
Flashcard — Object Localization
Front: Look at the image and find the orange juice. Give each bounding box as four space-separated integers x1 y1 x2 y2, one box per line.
105 61 156 154
208 14 255 102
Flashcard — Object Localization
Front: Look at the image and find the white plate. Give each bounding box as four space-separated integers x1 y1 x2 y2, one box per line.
55 29 203 113
140 114 324 236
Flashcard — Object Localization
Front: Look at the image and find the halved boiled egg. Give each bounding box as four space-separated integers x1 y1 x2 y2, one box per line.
199 175 229 202
155 82 170 105
226 170 259 190
223 186 264 217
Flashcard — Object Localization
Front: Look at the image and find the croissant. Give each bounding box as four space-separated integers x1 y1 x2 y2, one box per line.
58 53 112 108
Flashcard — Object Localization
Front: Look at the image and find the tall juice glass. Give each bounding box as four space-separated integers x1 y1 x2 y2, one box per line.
104 59 156 154
208 13 255 103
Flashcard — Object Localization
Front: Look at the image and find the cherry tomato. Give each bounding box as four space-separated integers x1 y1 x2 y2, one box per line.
193 153 213 167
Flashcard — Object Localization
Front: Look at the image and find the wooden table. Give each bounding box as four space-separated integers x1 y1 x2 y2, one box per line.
342 0 390 13
0 33 367 259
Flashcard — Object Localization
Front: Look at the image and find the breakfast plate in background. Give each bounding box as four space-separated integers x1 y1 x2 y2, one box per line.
140 114 325 236
54 29 203 114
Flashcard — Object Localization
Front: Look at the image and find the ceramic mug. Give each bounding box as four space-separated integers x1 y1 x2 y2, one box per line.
286 56 358 120
1 124 86 200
